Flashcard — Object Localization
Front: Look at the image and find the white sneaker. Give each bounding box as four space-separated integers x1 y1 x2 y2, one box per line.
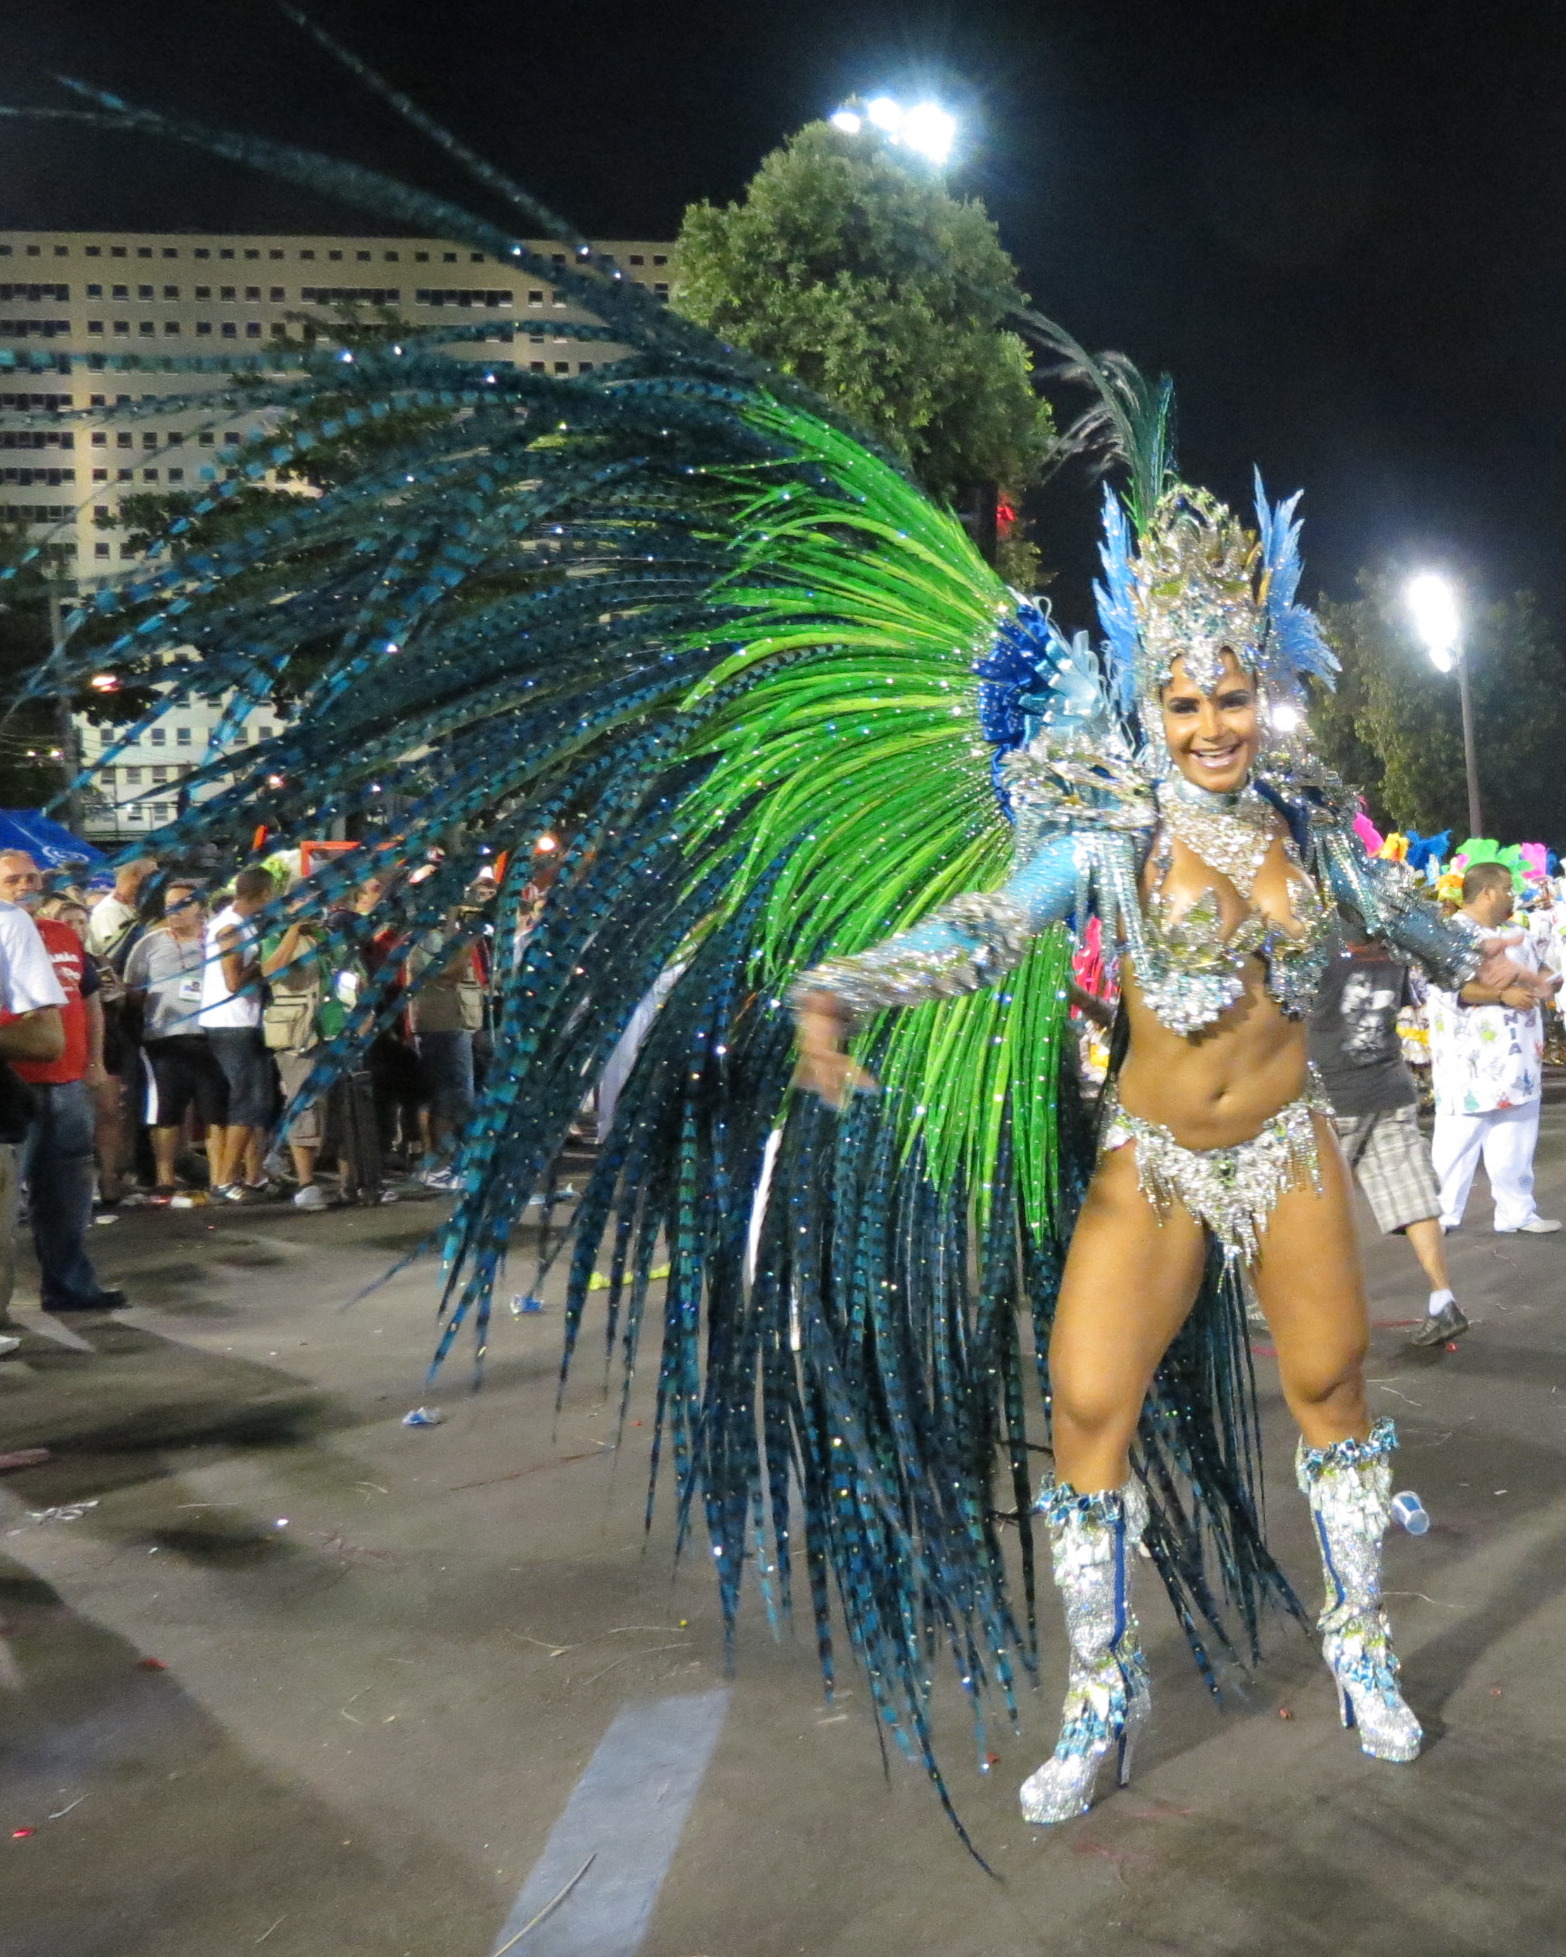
0 1334 21 1358
1496 1217 1562 1234
293 1183 329 1212
420 1166 459 1191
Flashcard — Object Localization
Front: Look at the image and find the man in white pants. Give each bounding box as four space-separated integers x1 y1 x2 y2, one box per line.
1429 862 1562 1234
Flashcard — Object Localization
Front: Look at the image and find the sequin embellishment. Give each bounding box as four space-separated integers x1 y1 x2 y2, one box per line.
1101 1074 1333 1267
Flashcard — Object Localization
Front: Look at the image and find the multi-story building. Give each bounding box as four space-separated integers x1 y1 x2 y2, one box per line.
0 227 676 839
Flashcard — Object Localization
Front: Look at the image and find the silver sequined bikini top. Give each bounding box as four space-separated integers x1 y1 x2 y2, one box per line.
1131 784 1333 1035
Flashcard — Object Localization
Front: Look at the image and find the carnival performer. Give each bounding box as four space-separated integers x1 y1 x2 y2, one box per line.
6 63 1544 1843
793 487 1544 1822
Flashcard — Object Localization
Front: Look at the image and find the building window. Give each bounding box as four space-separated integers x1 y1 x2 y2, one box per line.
415 251 429 262
116 433 133 448
554 360 569 373
579 361 594 373
143 468 159 482
91 433 106 448
139 320 154 336
357 250 370 261
138 283 153 298
269 286 284 301
443 251 457 262
194 286 210 299
164 320 181 334
329 250 343 261
220 285 235 300
168 467 184 483
529 360 544 372
113 321 129 335
384 250 399 261
300 249 315 261
112 284 128 298
162 285 178 299
93 504 109 519
630 255 644 266
244 248 259 260
196 321 212 336
92 468 107 482
219 248 234 259
176 726 192 746
86 282 102 296
245 322 261 338
88 320 104 334
271 322 288 339
162 247 178 259
653 254 668 267
269 248 284 260
142 432 157 448
111 246 126 257
221 323 236 338
224 432 240 445
94 541 110 559
116 469 131 482
198 432 215 446
151 804 171 822
86 245 101 257
245 285 260 300
194 248 210 259
150 728 166 746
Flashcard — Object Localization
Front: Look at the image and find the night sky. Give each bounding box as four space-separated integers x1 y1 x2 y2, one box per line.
5 0 1564 621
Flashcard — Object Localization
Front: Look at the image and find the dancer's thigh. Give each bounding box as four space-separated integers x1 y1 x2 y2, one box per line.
1048 1142 1208 1462
1250 1115 1370 1443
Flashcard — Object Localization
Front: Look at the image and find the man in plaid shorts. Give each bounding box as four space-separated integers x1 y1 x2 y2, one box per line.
1310 910 1467 1348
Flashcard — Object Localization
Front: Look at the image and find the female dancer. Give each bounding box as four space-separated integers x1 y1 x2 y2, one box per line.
792 489 1541 1822
32 70 1535 1833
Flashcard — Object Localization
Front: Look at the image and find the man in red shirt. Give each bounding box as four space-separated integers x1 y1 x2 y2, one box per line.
0 851 125 1315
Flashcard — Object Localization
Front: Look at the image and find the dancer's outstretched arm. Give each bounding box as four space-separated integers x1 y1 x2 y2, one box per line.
793 832 1081 1106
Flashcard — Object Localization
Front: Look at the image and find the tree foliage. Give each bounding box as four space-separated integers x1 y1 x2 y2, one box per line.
675 121 1054 582
0 527 73 809
1312 571 1566 843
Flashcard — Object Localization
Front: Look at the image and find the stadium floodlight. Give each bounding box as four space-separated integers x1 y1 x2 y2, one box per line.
832 95 959 166
898 102 957 164
1406 571 1461 674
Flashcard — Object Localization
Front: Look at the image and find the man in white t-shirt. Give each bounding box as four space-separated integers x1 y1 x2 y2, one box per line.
0 898 67 1352
85 857 156 964
200 867 277 1198
1428 862 1564 1233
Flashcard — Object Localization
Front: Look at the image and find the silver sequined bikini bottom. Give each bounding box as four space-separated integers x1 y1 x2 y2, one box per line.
1100 1070 1333 1268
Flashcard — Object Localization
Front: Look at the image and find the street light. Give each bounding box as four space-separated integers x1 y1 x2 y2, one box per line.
1407 571 1483 839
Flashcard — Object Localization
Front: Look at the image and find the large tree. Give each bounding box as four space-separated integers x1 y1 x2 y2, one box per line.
1312 571 1566 844
675 120 1054 584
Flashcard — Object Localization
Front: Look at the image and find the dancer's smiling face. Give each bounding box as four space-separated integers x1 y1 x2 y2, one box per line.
1160 650 1260 794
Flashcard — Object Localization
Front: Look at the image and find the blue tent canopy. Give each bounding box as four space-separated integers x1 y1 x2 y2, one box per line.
0 809 107 870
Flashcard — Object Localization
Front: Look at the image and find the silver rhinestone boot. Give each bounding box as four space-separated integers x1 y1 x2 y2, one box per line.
1297 1418 1421 1764
1019 1476 1151 1825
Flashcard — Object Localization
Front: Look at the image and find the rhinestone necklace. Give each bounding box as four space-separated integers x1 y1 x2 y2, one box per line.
1156 777 1278 900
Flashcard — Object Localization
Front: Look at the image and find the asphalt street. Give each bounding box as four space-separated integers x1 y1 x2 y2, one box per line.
5 1101 1566 1957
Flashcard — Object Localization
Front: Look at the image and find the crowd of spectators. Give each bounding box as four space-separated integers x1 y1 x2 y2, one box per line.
0 844 503 1344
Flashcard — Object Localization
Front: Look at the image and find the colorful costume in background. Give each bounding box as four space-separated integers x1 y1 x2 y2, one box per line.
1 53 1486 1839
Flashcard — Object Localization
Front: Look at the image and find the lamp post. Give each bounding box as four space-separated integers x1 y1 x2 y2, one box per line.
1407 572 1483 840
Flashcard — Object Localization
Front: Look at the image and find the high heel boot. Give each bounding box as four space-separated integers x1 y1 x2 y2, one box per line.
1297 1417 1421 1763
1019 1476 1150 1824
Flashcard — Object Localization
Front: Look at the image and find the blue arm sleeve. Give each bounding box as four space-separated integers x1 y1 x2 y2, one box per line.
790 833 1081 1019
1323 837 1482 991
